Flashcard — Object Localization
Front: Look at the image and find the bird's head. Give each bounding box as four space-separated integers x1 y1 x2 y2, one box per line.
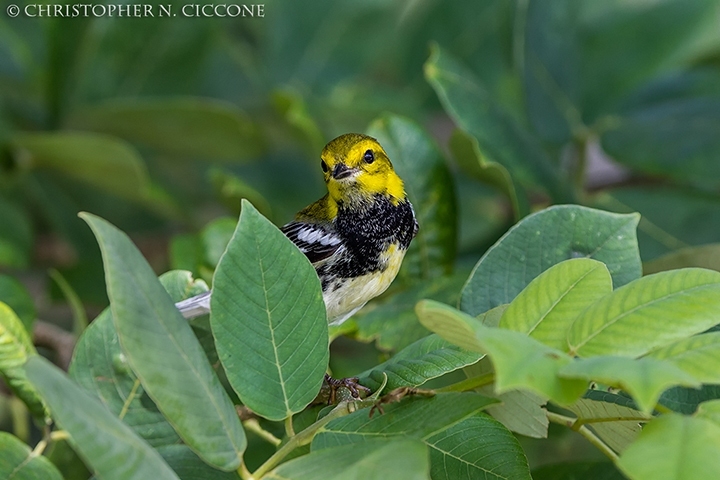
320 133 406 208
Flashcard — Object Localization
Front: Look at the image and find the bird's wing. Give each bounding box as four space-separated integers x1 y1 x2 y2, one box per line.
281 221 342 265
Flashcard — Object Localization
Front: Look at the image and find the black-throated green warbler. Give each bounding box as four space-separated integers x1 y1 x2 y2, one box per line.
176 133 418 324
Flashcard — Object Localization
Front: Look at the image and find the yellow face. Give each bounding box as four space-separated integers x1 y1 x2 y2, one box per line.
320 134 405 205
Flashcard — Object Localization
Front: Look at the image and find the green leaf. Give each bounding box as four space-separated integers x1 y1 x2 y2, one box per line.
0 302 46 418
416 300 588 405
0 432 63 480
499 258 612 352
617 413 720 480
603 99 720 191
211 200 328 421
25 356 179 480
67 97 264 161
0 197 33 268
357 334 482 392
0 274 36 333
579 1 720 119
644 243 720 274
313 392 497 449
69 270 206 448
69 308 179 448
11 132 150 201
660 385 720 414
645 332 720 384
200 217 237 269
460 205 641 317
368 114 457 280
415 299 486 353
465 358 549 438
268 438 429 480
169 234 203 276
449 128 527 218
424 43 573 204
81 213 245 471
559 356 699 414
522 0 579 145
427 414 531 480
568 268 720 357
157 445 241 480
599 187 720 261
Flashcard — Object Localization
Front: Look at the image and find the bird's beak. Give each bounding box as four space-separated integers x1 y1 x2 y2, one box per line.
332 163 355 180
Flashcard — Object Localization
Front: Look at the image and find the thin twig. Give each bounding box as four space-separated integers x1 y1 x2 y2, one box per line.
243 419 281 447
546 411 619 462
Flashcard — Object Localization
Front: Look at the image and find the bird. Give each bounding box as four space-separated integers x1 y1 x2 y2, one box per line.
176 133 419 325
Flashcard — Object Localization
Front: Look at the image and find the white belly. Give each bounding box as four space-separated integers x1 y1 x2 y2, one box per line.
324 244 406 325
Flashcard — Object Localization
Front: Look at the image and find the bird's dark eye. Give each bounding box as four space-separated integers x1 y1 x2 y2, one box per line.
363 150 374 164
321 160 328 173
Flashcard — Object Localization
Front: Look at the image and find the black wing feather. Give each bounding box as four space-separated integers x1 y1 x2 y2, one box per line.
281 221 341 264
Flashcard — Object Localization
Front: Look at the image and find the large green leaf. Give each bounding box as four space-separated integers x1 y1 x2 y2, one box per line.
500 258 612 351
210 200 328 421
81 214 245 471
0 432 63 480
603 98 720 190
427 414 531 480
568 268 720 357
617 413 720 480
67 97 263 161
460 205 641 316
599 187 720 261
70 308 179 448
522 0 580 145
69 271 207 448
0 274 36 333
660 385 720 414
11 132 150 201
0 302 46 418
424 43 573 204
313 392 497 449
579 0 720 120
357 334 482 392
645 332 720 383
559 356 699 414
25 356 179 480
268 438 429 480
368 114 457 281
416 300 588 405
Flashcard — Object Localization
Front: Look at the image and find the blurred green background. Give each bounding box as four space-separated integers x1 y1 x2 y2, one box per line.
1 0 720 469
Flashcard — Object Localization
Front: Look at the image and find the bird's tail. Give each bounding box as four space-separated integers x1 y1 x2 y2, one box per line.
175 291 212 319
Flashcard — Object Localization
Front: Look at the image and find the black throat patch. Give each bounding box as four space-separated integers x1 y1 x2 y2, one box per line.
320 195 417 281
